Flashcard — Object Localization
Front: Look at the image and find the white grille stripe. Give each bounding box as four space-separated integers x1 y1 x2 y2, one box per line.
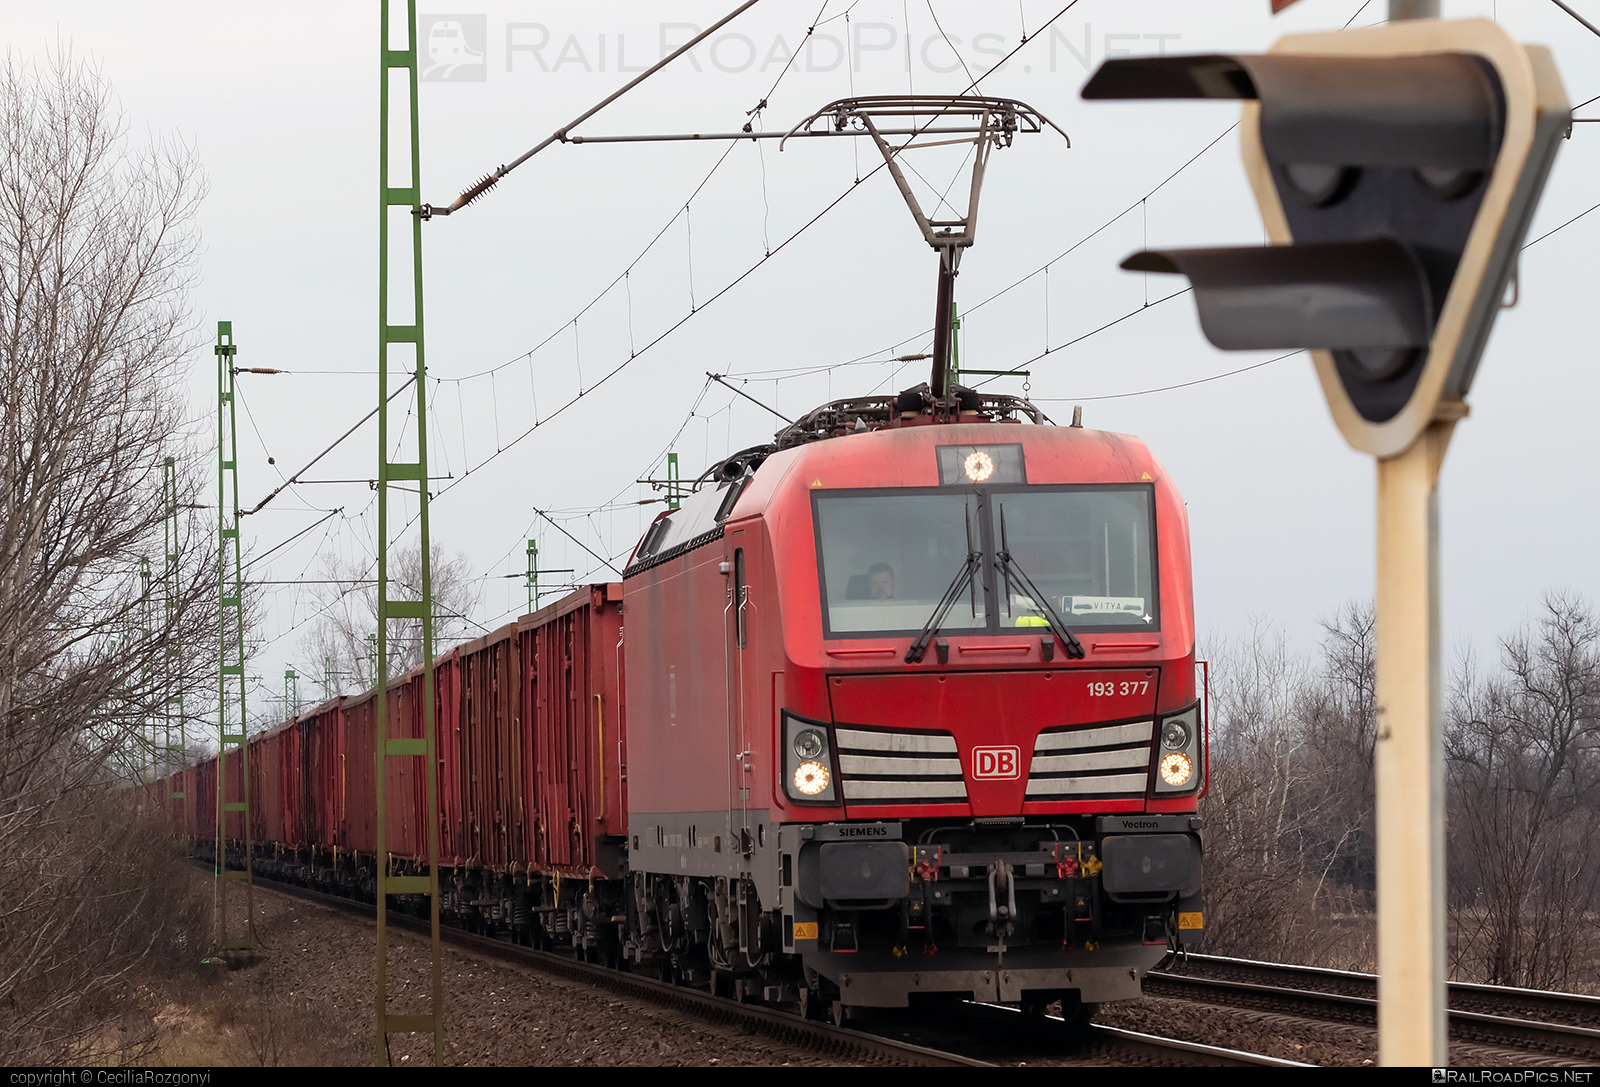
1029 747 1151 774
839 753 964 777
1031 721 1152 752
843 778 969 800
835 728 957 754
1026 772 1150 797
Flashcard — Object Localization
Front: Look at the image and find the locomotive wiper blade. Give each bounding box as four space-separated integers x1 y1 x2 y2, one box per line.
905 551 980 665
997 505 1085 660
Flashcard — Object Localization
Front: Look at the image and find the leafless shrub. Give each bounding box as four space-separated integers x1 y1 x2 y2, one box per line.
0 47 214 1062
238 977 287 1067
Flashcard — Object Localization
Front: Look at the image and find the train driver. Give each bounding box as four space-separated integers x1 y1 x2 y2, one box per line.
867 562 896 600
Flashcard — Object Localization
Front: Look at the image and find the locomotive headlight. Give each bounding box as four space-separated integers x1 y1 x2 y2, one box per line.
1158 752 1193 787
793 761 830 796
1161 720 1190 751
963 450 996 482
1153 702 1203 795
783 711 837 803
794 729 826 760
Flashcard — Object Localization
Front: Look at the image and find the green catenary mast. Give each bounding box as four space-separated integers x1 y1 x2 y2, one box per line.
139 555 153 788
374 0 443 1065
526 539 537 613
215 321 256 952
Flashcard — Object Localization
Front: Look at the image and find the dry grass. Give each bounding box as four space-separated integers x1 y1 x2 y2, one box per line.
1 799 211 1065
92 865 362 1068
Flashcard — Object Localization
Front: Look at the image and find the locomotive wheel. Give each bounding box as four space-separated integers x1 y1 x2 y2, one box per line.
802 973 841 1022
1058 996 1097 1042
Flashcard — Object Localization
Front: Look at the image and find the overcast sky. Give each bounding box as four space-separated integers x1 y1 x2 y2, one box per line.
9 1 1598 717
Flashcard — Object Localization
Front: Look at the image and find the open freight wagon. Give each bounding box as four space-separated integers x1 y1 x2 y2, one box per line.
184 583 626 939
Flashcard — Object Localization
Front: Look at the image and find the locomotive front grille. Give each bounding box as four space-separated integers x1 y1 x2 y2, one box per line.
836 726 968 804
1025 720 1153 800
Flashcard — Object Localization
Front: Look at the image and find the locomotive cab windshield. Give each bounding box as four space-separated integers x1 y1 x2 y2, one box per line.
814 484 1158 638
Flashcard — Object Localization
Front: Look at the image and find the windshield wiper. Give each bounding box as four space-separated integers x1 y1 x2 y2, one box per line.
996 504 1086 660
906 506 981 664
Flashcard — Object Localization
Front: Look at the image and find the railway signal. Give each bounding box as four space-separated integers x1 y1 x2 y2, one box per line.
1083 14 1569 1067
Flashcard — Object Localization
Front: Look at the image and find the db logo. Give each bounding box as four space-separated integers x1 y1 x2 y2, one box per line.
972 746 1021 780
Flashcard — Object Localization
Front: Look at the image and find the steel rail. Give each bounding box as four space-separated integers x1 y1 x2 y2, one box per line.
1148 957 1600 1061
1086 1024 1312 1068
964 1000 1309 1067
239 872 989 1068
1162 952 1600 1025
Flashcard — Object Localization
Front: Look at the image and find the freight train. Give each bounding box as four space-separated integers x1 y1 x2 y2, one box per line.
163 382 1206 1025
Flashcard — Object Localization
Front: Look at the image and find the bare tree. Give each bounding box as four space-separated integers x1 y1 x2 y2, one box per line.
1199 619 1316 958
1298 602 1378 907
1198 606 1380 968
296 542 480 699
0 49 213 1062
1446 593 1600 989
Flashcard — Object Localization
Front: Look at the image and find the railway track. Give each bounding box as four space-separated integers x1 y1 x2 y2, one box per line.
245 874 981 1067
963 1002 1311 1067
1150 953 1600 1062
233 869 1293 1067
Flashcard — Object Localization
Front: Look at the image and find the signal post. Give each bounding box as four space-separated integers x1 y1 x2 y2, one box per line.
1375 415 1455 1060
1084 13 1569 1065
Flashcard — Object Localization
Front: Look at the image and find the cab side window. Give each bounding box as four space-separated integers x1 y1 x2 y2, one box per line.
734 547 747 649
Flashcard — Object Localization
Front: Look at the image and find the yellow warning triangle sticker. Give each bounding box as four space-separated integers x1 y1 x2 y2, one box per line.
811 478 823 488
1141 472 1153 481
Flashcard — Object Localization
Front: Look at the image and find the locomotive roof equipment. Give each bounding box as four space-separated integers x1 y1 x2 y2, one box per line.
783 95 1067 405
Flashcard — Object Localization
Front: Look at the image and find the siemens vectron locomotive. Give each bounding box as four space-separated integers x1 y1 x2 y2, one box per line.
621 386 1204 1019
172 382 1205 1025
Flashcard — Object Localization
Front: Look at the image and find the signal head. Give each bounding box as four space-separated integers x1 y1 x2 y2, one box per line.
1084 20 1569 457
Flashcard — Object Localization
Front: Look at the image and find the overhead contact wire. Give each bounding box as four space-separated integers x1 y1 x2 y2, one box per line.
427 0 766 216
431 160 891 503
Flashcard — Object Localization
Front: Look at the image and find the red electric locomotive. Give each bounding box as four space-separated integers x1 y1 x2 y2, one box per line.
619 385 1205 1021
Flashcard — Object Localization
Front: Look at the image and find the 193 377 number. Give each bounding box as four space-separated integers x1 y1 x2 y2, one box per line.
1088 680 1150 697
